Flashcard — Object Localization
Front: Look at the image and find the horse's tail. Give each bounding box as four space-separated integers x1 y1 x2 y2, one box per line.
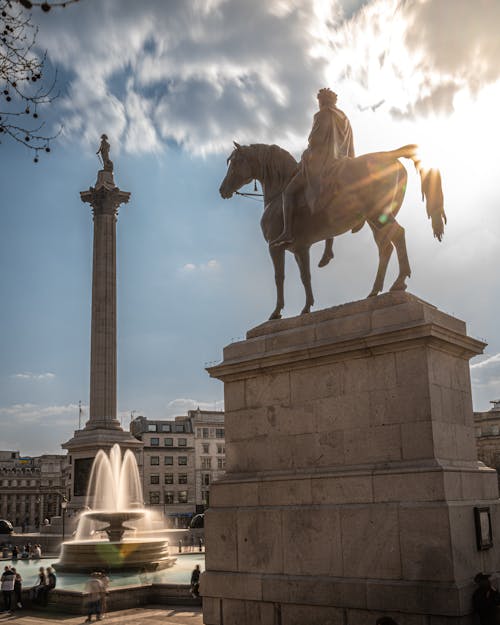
389 144 446 241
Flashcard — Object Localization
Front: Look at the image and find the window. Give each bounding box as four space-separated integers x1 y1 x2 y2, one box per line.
150 475 159 485
216 428 225 439
150 456 159 466
196 428 202 437
161 424 171 432
202 490 209 505
149 492 160 504
164 491 174 504
178 438 187 447
217 444 225 454
164 438 173 447
164 474 173 484
150 437 159 446
202 428 209 439
217 458 226 469
164 456 173 466
178 456 188 466
148 424 157 432
178 474 188 484
178 490 188 504
202 443 209 454
174 424 185 433
203 473 210 486
202 457 212 470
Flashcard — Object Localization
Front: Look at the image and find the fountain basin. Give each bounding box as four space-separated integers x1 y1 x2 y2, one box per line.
84 510 145 542
55 537 173 573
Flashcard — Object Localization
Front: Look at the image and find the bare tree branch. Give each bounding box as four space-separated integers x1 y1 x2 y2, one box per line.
0 0 76 160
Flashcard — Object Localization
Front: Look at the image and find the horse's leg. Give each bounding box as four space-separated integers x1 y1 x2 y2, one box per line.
367 222 394 297
294 247 314 314
318 238 334 268
268 245 285 320
389 221 411 292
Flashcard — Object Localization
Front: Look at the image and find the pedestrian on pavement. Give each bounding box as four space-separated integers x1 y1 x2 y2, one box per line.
198 537 203 552
84 572 103 622
190 564 201 598
473 572 500 625
99 570 109 616
13 568 22 609
11 545 18 560
1 566 15 613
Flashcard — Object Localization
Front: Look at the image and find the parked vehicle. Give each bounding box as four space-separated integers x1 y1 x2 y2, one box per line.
0 519 14 534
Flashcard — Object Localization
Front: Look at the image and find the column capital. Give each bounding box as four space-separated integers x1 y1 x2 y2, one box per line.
80 171 130 218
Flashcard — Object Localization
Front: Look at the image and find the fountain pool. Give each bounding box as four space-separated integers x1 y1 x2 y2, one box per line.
7 553 204 591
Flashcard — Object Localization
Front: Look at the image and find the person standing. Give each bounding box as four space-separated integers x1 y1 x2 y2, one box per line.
84 572 103 622
1 566 15 613
473 572 500 625
99 571 109 617
13 568 22 609
11 545 18 560
190 564 201 598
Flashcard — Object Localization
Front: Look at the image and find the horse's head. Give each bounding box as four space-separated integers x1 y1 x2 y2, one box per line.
219 141 254 199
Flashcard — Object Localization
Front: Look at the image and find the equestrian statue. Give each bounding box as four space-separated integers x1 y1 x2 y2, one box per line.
219 88 446 320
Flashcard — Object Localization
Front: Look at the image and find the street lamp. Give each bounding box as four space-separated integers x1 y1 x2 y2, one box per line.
61 498 68 543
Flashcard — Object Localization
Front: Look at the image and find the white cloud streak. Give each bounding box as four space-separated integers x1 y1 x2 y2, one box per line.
166 397 224 414
181 259 220 272
10 372 56 380
0 402 82 424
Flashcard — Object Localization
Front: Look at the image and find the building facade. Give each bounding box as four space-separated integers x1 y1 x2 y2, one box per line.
0 451 67 529
130 409 225 525
474 400 500 477
189 409 226 511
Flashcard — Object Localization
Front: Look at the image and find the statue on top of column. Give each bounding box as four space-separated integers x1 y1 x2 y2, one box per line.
96 134 114 173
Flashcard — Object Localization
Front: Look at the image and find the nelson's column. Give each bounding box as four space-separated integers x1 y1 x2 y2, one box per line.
62 135 142 507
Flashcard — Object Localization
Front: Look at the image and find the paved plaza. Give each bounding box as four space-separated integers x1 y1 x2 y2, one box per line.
0 606 204 625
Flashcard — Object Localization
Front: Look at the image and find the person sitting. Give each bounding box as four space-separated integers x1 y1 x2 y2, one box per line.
31 566 46 604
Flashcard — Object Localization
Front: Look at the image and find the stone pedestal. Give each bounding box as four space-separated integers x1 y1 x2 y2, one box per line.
204 292 500 625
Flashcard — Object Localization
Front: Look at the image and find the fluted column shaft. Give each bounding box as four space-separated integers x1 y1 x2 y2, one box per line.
80 174 130 430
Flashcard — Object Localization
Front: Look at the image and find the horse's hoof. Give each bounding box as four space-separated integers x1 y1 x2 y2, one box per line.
318 253 334 268
269 311 282 320
389 282 408 292
300 307 311 315
367 290 379 298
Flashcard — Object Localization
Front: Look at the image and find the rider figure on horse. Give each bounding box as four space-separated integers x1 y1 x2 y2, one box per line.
271 88 355 257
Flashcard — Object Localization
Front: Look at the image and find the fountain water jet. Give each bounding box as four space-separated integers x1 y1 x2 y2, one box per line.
56 444 173 573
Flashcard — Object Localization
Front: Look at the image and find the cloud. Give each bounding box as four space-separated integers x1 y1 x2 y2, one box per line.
181 259 220 272
471 353 500 392
471 353 500 371
37 0 334 156
327 0 500 121
10 372 56 381
0 402 82 424
166 397 224 415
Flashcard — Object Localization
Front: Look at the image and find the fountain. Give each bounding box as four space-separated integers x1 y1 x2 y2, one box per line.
56 444 173 572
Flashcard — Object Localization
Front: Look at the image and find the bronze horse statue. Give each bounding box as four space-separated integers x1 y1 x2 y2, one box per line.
219 142 446 320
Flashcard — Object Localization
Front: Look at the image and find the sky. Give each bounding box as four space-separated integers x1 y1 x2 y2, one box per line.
1 0 500 455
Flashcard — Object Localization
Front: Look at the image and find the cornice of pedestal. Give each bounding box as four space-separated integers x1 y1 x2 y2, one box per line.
207 292 486 382
61 426 143 452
